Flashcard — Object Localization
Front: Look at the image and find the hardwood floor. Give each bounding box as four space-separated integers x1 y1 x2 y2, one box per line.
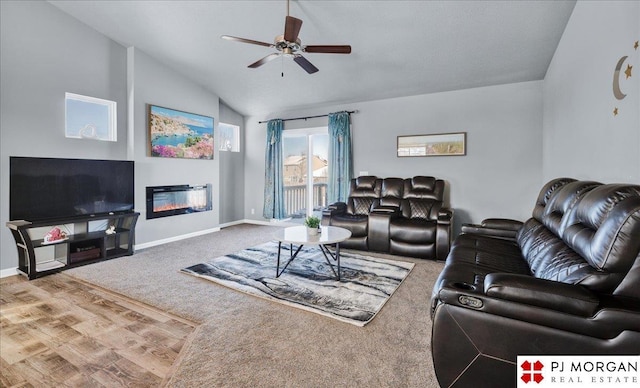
0 273 198 387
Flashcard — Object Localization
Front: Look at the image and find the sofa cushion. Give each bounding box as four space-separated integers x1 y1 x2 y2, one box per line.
541 181 601 236
403 176 444 200
532 177 576 221
390 218 437 243
347 197 376 215
561 185 640 298
330 214 368 237
353 175 377 190
400 199 441 220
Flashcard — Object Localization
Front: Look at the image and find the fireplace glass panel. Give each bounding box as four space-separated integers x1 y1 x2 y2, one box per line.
146 184 212 219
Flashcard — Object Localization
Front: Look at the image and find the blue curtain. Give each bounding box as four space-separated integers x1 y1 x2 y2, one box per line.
328 111 353 204
263 119 286 219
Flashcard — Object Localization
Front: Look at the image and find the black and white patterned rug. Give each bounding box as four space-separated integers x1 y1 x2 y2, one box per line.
180 241 414 326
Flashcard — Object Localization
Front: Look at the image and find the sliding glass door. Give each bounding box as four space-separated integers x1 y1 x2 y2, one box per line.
282 127 329 220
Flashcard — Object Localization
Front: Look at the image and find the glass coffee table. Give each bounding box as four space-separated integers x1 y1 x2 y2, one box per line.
274 226 352 280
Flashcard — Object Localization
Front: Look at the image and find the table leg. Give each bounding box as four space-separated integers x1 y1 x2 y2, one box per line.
276 243 304 278
276 241 282 278
336 243 341 281
319 244 341 281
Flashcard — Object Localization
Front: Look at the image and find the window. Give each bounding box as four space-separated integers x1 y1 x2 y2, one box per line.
65 93 117 142
282 127 329 219
219 123 240 152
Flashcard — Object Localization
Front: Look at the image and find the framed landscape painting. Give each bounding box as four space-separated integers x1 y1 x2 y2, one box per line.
397 132 466 157
148 105 214 159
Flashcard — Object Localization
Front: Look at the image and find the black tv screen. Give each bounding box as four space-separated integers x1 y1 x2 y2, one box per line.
10 157 135 222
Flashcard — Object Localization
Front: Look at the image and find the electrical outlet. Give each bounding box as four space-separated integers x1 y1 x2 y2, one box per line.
359 171 369 176
251 208 255 215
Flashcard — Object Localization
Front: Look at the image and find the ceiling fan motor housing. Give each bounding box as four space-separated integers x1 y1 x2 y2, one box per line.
275 34 301 56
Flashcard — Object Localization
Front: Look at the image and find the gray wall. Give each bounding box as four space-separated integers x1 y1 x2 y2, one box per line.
219 101 245 224
543 1 640 184
0 1 224 271
245 81 544 235
131 48 220 246
0 1 128 271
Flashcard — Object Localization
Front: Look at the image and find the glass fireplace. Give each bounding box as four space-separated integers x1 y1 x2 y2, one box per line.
146 184 212 219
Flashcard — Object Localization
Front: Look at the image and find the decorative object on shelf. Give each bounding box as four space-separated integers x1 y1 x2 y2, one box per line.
148 105 214 160
304 215 321 235
397 132 466 157
105 225 116 235
43 226 69 244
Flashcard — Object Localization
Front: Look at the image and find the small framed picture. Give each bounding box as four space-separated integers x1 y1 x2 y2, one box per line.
397 132 466 157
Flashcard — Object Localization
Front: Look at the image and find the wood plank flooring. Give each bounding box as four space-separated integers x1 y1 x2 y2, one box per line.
0 273 198 387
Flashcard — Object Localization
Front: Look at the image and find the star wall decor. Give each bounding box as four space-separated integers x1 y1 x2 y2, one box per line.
635 40 639 50
613 107 618 116
624 64 633 79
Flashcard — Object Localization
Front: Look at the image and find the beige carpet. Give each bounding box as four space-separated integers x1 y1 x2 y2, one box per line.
66 223 444 387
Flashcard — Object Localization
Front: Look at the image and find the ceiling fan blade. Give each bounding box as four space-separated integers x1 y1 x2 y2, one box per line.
248 53 281 68
284 16 303 42
221 35 273 48
293 55 319 74
304 45 352 54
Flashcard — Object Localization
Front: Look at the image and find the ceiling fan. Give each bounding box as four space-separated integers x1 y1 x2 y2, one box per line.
221 0 351 74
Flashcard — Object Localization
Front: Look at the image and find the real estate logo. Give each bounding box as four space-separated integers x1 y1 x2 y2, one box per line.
521 360 544 384
516 356 639 388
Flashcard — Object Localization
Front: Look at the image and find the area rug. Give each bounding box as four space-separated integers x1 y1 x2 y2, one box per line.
180 241 414 326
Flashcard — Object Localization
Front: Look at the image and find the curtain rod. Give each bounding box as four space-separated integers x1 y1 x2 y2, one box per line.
258 110 358 124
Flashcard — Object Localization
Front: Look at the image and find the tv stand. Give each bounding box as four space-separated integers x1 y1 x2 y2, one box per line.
6 212 139 280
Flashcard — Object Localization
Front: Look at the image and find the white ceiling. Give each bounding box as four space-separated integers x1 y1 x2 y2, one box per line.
48 0 576 117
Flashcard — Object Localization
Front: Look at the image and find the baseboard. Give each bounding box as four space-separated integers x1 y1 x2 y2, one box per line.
0 267 18 279
241 218 298 226
135 227 221 250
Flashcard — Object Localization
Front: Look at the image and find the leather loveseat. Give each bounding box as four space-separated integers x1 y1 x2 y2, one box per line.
322 176 452 260
430 178 640 387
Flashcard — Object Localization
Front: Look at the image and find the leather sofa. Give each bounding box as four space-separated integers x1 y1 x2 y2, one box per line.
322 176 452 260
430 178 640 387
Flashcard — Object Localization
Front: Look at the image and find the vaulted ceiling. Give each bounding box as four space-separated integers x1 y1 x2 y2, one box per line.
49 0 576 116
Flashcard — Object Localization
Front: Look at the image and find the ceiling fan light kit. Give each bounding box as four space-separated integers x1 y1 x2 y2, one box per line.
221 0 351 74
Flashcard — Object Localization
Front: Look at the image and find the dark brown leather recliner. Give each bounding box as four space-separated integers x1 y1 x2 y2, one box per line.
430 178 640 387
322 176 452 260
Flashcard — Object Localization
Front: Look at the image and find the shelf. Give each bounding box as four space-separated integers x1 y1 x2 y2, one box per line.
106 247 130 257
32 228 131 248
6 212 139 280
36 260 66 272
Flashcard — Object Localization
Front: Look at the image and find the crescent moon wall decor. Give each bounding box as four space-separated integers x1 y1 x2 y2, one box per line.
613 55 628 100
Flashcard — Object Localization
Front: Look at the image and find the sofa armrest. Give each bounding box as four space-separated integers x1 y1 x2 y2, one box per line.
481 218 523 231
322 202 347 226
323 202 346 216
438 208 453 224
484 273 600 317
371 205 400 216
368 207 399 252
461 218 522 240
436 208 453 260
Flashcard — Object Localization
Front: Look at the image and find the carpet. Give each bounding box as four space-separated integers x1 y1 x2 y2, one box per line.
180 241 414 326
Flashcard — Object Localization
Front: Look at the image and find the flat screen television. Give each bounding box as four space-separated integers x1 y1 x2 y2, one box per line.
10 157 135 222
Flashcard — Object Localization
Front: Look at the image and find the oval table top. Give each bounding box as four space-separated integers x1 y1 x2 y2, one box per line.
274 226 352 245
